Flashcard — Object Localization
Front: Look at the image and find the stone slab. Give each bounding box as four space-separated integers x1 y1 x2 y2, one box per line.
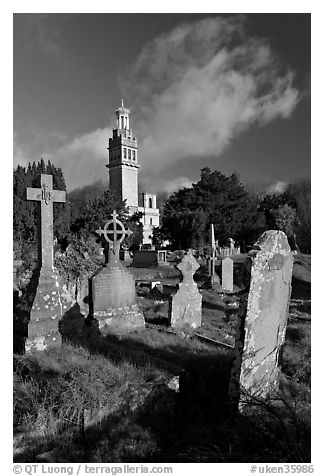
95 304 145 333
229 230 294 404
91 263 137 311
222 257 233 292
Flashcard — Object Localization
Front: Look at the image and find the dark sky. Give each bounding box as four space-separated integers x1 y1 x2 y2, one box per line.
13 13 310 192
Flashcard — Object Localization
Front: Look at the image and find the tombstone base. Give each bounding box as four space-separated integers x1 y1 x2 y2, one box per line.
26 267 70 353
94 304 145 334
25 332 62 352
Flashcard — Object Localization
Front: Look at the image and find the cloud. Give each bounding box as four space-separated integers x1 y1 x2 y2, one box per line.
267 180 288 194
21 14 63 58
13 131 30 167
140 175 194 195
14 16 300 192
121 15 299 175
46 128 110 190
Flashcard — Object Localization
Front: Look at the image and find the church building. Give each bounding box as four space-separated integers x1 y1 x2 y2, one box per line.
106 100 160 244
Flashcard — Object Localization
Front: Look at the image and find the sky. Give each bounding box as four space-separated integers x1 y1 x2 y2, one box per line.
13 13 310 193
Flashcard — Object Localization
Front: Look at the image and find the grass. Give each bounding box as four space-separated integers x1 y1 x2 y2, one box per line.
13 254 311 463
14 316 311 463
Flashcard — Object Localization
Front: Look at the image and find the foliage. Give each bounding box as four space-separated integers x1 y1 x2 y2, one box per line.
272 204 300 248
13 159 69 245
67 181 108 223
259 178 311 252
158 168 266 249
54 234 103 288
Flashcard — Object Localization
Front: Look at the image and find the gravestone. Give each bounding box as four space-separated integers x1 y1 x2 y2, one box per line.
208 256 220 289
25 174 67 352
89 211 145 332
13 258 22 297
229 230 293 406
170 249 202 329
222 257 233 292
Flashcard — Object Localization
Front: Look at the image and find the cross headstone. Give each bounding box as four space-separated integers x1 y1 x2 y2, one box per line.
170 249 202 329
89 211 144 332
24 174 67 352
96 210 133 265
27 174 66 270
229 230 294 407
222 257 233 292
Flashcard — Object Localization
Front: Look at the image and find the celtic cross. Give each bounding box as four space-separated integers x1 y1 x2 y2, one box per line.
96 210 133 264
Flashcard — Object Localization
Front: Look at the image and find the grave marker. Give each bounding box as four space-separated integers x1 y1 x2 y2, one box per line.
25 174 67 351
222 257 233 292
229 230 294 406
89 211 145 331
170 249 202 329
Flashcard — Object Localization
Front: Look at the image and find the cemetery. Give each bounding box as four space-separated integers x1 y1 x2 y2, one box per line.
12 84 311 464
13 168 311 463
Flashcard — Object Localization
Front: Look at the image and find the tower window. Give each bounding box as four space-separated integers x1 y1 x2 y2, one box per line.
149 198 153 208
150 218 153 225
133 150 136 160
128 149 131 160
123 148 127 158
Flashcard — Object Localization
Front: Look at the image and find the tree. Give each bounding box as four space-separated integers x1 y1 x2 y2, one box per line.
259 178 311 253
159 168 266 249
13 160 69 246
286 179 311 253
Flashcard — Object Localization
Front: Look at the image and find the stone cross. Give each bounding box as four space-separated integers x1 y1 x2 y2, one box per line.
96 210 133 264
27 174 66 270
170 249 202 329
177 249 200 285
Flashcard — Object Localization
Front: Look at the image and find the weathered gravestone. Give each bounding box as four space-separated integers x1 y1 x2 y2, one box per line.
229 230 293 406
208 255 220 289
13 258 22 298
25 174 67 351
222 257 233 292
89 211 145 332
170 249 202 329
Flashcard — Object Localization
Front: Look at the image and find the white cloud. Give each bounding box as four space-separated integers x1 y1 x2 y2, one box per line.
14 16 300 192
47 128 110 190
267 181 288 194
121 16 299 174
140 175 194 195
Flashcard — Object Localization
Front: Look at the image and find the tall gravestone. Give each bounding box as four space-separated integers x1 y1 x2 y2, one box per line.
229 230 293 406
170 249 202 329
89 211 145 332
222 257 233 292
25 174 67 351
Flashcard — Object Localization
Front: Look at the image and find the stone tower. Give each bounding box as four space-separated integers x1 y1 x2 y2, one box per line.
107 100 160 245
107 100 139 213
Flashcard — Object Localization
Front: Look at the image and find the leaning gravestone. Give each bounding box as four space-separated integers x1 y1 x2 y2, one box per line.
229 230 293 406
89 211 145 332
170 249 202 329
222 257 233 292
25 174 67 351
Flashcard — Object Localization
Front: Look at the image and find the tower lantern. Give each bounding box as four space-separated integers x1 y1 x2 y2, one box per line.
115 99 130 131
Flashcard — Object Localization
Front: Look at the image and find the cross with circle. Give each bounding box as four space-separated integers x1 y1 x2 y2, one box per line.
96 210 133 263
